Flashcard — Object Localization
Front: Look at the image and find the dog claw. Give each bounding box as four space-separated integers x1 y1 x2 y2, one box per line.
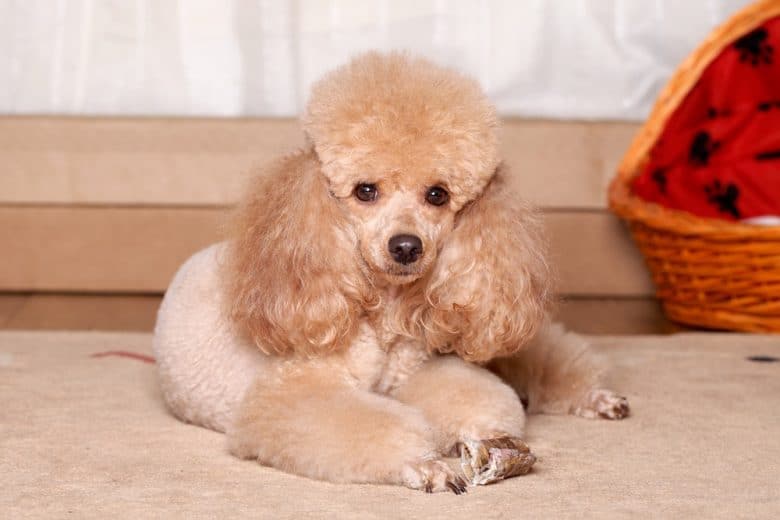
598 397 629 419
404 459 467 494
575 388 631 420
446 476 468 495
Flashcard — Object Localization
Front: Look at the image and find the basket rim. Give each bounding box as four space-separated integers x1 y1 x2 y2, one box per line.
609 0 780 240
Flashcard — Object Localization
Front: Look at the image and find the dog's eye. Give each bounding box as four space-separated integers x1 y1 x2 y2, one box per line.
354 183 378 202
425 186 449 206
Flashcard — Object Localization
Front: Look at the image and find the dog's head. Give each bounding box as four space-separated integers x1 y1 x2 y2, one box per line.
303 51 499 285
228 52 551 362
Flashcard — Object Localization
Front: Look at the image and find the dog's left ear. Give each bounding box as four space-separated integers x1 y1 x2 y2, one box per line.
422 164 552 363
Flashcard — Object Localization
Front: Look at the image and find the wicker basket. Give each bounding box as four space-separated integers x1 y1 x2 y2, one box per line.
609 0 780 332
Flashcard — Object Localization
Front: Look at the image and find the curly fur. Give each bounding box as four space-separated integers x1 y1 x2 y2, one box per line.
154 51 628 494
226 51 550 360
303 52 500 209
224 150 373 356
419 168 551 362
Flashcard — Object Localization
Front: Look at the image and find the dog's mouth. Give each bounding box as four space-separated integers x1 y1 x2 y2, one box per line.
383 265 424 282
360 254 426 285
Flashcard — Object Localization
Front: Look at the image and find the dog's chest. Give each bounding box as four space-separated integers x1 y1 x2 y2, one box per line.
343 320 429 395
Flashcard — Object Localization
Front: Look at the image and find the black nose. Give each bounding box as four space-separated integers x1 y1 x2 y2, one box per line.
388 234 423 265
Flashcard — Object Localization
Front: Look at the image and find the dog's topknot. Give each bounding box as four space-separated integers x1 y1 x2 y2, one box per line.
302 51 500 208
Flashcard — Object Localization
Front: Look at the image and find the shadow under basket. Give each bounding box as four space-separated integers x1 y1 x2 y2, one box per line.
609 0 780 332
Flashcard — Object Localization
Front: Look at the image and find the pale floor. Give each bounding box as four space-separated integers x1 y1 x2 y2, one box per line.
0 293 681 335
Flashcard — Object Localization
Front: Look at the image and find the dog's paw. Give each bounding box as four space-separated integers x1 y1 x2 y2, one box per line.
402 459 468 494
459 437 536 486
573 388 630 420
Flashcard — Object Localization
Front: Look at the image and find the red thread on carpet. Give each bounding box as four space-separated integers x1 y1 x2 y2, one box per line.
90 351 156 364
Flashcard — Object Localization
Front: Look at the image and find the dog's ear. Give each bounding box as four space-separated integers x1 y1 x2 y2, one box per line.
224 150 369 356
421 164 552 363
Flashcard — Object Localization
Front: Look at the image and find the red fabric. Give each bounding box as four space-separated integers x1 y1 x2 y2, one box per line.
633 16 780 221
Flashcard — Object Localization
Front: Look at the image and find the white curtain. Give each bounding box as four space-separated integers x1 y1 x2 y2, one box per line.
0 0 752 120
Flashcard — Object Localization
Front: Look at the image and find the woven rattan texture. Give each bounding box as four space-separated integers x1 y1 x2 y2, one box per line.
609 0 780 332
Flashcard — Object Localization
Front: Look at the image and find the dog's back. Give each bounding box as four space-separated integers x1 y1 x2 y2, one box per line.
152 243 266 432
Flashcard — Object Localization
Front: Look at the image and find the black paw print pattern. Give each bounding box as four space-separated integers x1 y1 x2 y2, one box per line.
707 107 731 119
756 148 780 161
704 180 741 218
757 100 780 112
689 131 720 166
651 168 668 194
754 102 780 160
734 27 773 66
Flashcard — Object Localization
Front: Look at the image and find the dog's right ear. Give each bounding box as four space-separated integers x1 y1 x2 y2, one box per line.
223 150 369 357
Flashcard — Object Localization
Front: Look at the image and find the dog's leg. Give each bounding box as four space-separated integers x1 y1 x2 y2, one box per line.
393 356 536 485
226 364 467 494
488 323 630 420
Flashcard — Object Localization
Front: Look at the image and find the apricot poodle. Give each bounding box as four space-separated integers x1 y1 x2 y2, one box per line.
153 52 629 494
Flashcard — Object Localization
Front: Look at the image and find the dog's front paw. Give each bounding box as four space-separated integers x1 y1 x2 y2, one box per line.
573 388 630 420
402 459 468 494
459 437 536 486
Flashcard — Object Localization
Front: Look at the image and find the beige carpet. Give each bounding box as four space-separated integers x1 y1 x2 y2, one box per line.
1 331 778 519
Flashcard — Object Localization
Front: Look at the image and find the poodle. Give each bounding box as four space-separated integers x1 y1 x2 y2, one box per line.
153 52 629 494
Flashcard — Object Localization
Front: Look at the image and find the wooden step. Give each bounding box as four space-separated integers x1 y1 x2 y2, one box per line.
0 205 653 295
0 116 638 208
